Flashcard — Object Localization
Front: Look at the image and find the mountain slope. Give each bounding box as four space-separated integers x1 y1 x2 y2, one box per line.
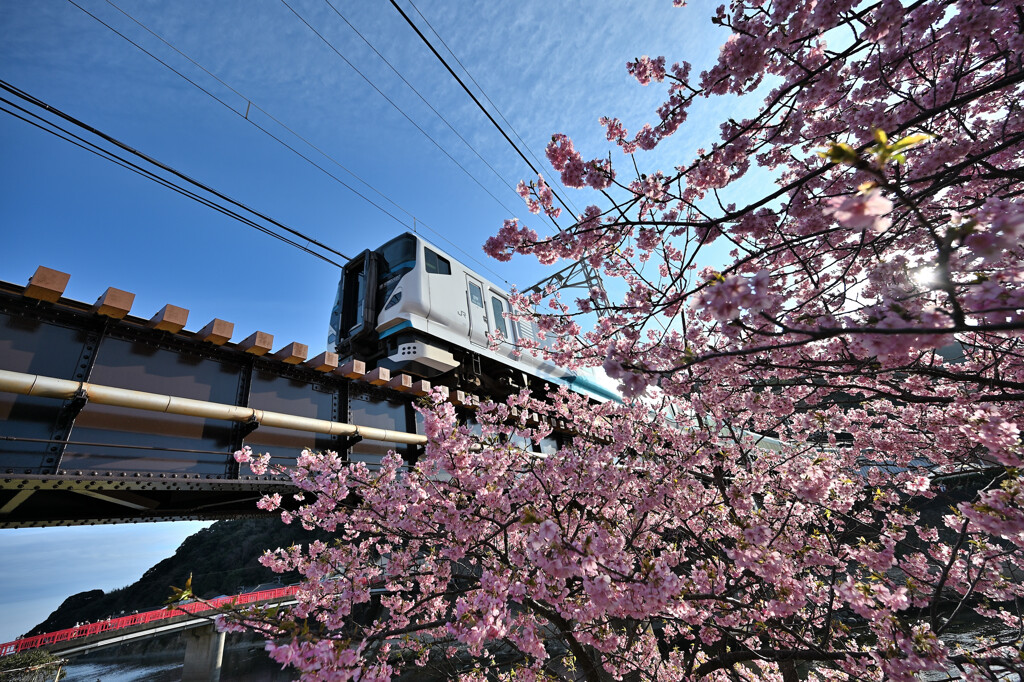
28 518 326 636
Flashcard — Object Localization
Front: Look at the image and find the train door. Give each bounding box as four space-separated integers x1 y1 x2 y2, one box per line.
466 275 489 347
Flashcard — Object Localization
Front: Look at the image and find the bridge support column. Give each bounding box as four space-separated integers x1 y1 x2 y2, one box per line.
182 623 225 682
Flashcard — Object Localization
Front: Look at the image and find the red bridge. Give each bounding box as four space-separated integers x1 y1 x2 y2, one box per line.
0 584 298 657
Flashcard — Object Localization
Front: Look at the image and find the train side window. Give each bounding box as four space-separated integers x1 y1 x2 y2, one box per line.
469 282 483 307
538 435 559 454
491 296 509 338
424 249 451 275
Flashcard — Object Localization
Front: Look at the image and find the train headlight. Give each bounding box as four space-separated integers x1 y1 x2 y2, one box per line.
384 291 403 310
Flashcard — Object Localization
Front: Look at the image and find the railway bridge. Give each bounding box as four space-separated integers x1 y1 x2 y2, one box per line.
0 265 490 528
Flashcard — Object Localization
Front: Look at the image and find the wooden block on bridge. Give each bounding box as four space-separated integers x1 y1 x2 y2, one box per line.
387 373 413 392
25 266 70 303
239 331 274 355
147 304 188 332
197 318 234 345
91 287 135 319
272 342 308 364
364 366 390 385
410 379 431 396
335 359 365 379
305 351 338 372
451 391 480 408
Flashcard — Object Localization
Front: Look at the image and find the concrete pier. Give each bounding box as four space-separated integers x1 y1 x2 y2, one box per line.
181 623 225 682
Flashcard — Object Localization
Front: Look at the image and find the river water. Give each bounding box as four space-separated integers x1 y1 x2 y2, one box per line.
58 621 1018 681
61 642 296 681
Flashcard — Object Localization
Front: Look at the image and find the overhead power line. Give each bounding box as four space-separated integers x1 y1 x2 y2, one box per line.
70 0 511 284
0 98 330 264
279 0 522 219
389 0 573 224
0 80 349 267
322 0 525 202
72 0 409 231
405 0 580 216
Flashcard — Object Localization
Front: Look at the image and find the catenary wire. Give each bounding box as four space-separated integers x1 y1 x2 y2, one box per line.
279 0 522 220
322 0 525 202
389 0 572 227
406 0 582 217
0 78 350 262
69 0 409 233
82 0 511 285
0 83 348 267
0 99 341 267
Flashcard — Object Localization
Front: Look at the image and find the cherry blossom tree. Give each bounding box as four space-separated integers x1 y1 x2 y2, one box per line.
227 0 1024 679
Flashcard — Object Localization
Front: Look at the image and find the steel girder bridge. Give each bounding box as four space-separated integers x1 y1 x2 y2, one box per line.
0 266 486 528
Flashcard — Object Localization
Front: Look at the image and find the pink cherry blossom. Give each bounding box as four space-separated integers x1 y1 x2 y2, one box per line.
227 1 1024 679
824 188 894 233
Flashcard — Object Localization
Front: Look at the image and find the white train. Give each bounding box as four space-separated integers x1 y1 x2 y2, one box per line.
329 232 618 402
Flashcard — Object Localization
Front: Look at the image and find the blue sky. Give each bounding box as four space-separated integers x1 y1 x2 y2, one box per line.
0 0 738 642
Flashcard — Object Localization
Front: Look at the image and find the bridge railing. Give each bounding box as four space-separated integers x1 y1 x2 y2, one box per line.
0 585 298 656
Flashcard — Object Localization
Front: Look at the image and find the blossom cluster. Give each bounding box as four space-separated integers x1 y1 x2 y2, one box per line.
233 0 1024 678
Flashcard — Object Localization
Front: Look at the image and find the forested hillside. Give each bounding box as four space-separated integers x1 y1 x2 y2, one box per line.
28 519 327 636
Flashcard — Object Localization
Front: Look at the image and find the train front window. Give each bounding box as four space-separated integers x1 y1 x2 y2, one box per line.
377 234 417 310
377 234 417 273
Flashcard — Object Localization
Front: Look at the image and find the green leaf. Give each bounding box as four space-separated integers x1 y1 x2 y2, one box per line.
891 133 933 150
819 142 859 165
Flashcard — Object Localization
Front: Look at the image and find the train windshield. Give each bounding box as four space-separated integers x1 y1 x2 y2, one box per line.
330 234 419 347
377 234 417 309
378 234 417 274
